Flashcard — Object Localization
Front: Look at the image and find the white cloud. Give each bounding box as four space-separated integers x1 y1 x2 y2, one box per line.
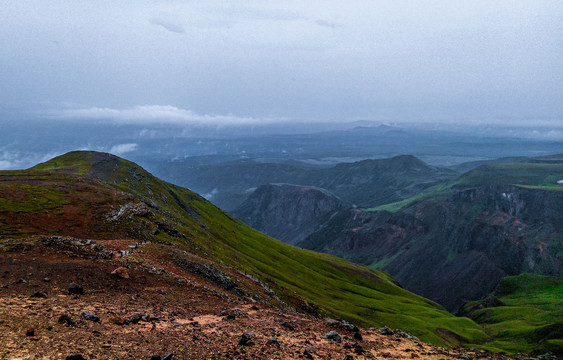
0 160 14 169
53 105 278 125
0 150 64 170
109 143 138 155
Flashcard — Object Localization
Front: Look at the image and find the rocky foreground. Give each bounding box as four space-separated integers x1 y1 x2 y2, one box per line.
0 237 551 360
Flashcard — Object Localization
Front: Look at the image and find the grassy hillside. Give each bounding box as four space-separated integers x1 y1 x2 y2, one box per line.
366 159 563 213
0 151 489 347
461 274 563 356
459 163 563 189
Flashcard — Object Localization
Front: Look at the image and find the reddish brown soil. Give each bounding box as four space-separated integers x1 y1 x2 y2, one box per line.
0 237 540 360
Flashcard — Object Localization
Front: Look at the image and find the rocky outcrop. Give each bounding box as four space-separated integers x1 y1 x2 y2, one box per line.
232 184 343 245
299 184 563 312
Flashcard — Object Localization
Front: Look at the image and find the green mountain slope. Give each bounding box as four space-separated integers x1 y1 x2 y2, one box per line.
0 151 488 347
460 274 563 356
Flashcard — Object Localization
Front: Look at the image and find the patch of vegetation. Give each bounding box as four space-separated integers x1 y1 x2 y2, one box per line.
364 182 456 212
30 151 94 175
461 274 563 356
0 183 70 212
366 161 563 213
365 195 423 213
459 163 563 188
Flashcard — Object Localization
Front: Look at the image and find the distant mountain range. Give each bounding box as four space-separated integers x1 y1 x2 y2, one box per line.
157 154 456 211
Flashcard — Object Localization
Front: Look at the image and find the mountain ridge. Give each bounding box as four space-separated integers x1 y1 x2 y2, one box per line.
157 154 457 211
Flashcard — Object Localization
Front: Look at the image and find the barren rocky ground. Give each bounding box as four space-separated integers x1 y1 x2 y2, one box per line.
0 236 549 360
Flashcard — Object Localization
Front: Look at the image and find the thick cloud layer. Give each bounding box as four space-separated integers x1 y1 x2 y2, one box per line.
1 1 562 124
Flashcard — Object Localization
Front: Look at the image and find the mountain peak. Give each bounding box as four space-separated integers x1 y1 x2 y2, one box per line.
32 151 153 190
388 154 428 168
31 150 126 175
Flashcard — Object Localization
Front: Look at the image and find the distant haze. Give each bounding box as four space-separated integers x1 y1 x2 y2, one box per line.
1 1 562 125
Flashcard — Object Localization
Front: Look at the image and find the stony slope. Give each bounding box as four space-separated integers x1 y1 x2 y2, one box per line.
0 151 488 348
1 236 543 360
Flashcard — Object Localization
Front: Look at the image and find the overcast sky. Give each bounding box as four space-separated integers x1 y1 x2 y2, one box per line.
1 1 562 125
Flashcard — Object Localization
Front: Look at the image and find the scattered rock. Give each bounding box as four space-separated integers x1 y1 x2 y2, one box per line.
353 343 365 355
325 318 341 327
353 331 363 341
43 277 51 282
303 345 316 359
341 320 359 332
281 321 295 331
381 327 395 336
266 338 281 347
325 318 360 333
238 331 255 346
142 314 157 322
30 291 47 298
344 356 355 360
67 282 84 295
66 355 86 360
232 309 244 317
150 355 161 360
82 311 100 322
111 266 130 279
25 328 35 336
396 330 418 340
324 331 342 343
175 258 244 295
126 313 144 324
220 308 245 319
58 314 76 327
410 353 420 358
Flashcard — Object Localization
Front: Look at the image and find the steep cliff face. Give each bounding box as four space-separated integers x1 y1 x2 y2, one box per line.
300 184 563 312
232 184 343 245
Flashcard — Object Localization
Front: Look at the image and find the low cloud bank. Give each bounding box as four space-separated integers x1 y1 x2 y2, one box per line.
53 105 277 126
109 143 138 155
0 151 64 170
